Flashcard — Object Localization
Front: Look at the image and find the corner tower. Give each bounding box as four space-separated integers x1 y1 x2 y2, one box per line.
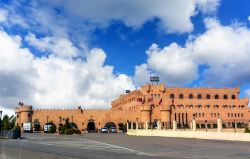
15 102 33 129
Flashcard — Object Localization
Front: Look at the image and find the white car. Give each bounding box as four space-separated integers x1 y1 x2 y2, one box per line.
100 127 108 133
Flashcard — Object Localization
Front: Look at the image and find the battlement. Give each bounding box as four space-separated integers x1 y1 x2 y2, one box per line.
33 108 110 112
15 104 32 113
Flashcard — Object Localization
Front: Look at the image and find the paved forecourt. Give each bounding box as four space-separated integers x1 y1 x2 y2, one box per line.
1 133 250 159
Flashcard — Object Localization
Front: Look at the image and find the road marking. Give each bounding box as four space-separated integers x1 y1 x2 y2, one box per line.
24 137 154 156
81 138 154 156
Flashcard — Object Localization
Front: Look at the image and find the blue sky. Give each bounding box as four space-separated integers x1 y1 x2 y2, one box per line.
0 0 250 113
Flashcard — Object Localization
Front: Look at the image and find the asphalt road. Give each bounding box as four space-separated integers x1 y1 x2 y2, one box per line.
0 133 250 159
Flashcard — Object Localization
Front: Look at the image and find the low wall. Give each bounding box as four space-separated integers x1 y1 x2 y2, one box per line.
127 129 250 142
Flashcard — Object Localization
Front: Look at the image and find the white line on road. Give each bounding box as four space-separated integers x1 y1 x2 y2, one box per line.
25 137 154 156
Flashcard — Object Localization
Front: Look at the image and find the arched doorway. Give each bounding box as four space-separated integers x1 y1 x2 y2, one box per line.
87 120 96 133
104 122 116 129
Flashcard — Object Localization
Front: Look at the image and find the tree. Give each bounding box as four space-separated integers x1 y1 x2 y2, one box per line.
33 119 41 131
3 115 11 130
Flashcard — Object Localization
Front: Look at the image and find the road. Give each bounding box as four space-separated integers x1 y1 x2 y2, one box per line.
0 133 250 159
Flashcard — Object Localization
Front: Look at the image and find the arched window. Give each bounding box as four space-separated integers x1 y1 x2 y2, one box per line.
232 95 236 99
197 94 202 99
179 94 183 99
224 95 228 99
189 94 193 99
215 94 219 99
170 94 175 99
206 94 210 99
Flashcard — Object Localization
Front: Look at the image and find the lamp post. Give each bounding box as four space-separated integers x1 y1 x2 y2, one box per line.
205 120 207 132
234 120 236 133
0 110 2 136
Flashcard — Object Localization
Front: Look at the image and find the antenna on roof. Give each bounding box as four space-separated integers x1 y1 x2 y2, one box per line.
150 76 159 85
126 90 131 94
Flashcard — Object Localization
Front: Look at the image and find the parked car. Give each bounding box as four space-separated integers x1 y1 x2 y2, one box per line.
109 127 117 133
100 127 108 133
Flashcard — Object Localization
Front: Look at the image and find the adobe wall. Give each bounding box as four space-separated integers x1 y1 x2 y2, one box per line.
15 83 250 132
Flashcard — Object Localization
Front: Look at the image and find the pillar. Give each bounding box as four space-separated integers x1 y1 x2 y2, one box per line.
217 119 222 132
145 122 148 130
248 122 250 129
190 121 193 130
173 121 177 131
136 122 138 130
234 122 237 133
127 122 129 130
192 120 196 131
157 120 161 130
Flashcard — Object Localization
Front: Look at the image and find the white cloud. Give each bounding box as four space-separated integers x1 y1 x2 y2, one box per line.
146 43 198 86
0 9 8 22
248 16 250 22
25 33 80 58
135 18 250 87
195 0 221 14
58 0 220 33
17 0 220 35
0 30 135 114
134 64 152 86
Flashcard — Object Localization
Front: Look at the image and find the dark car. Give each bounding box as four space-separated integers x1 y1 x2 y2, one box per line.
109 127 117 133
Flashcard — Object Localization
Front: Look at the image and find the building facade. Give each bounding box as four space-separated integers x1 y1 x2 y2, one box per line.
15 83 250 132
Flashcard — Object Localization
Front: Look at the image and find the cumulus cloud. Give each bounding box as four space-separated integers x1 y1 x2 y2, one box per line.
195 0 221 14
135 18 250 87
49 0 219 34
2 0 220 36
0 29 135 114
146 43 198 85
25 33 80 58
134 64 152 86
248 16 250 22
0 9 7 22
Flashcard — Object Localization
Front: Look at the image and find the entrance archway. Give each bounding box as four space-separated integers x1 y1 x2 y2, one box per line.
87 120 96 133
104 122 116 129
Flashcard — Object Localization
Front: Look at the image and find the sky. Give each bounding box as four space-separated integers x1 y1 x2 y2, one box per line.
0 0 250 115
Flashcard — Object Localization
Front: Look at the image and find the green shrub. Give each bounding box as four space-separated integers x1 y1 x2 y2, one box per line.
14 126 21 132
245 127 250 133
34 123 41 131
64 128 81 135
49 125 56 133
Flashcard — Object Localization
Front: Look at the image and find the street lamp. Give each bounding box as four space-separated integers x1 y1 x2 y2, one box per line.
234 120 236 133
205 120 207 132
0 110 2 136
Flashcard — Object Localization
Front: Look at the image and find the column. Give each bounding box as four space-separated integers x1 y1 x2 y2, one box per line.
145 122 148 130
217 119 222 132
173 121 177 131
136 122 138 130
248 122 250 129
190 121 193 130
234 122 237 133
157 120 161 130
127 122 129 130
192 120 196 131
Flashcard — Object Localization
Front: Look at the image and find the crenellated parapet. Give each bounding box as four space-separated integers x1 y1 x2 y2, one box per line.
15 105 33 113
